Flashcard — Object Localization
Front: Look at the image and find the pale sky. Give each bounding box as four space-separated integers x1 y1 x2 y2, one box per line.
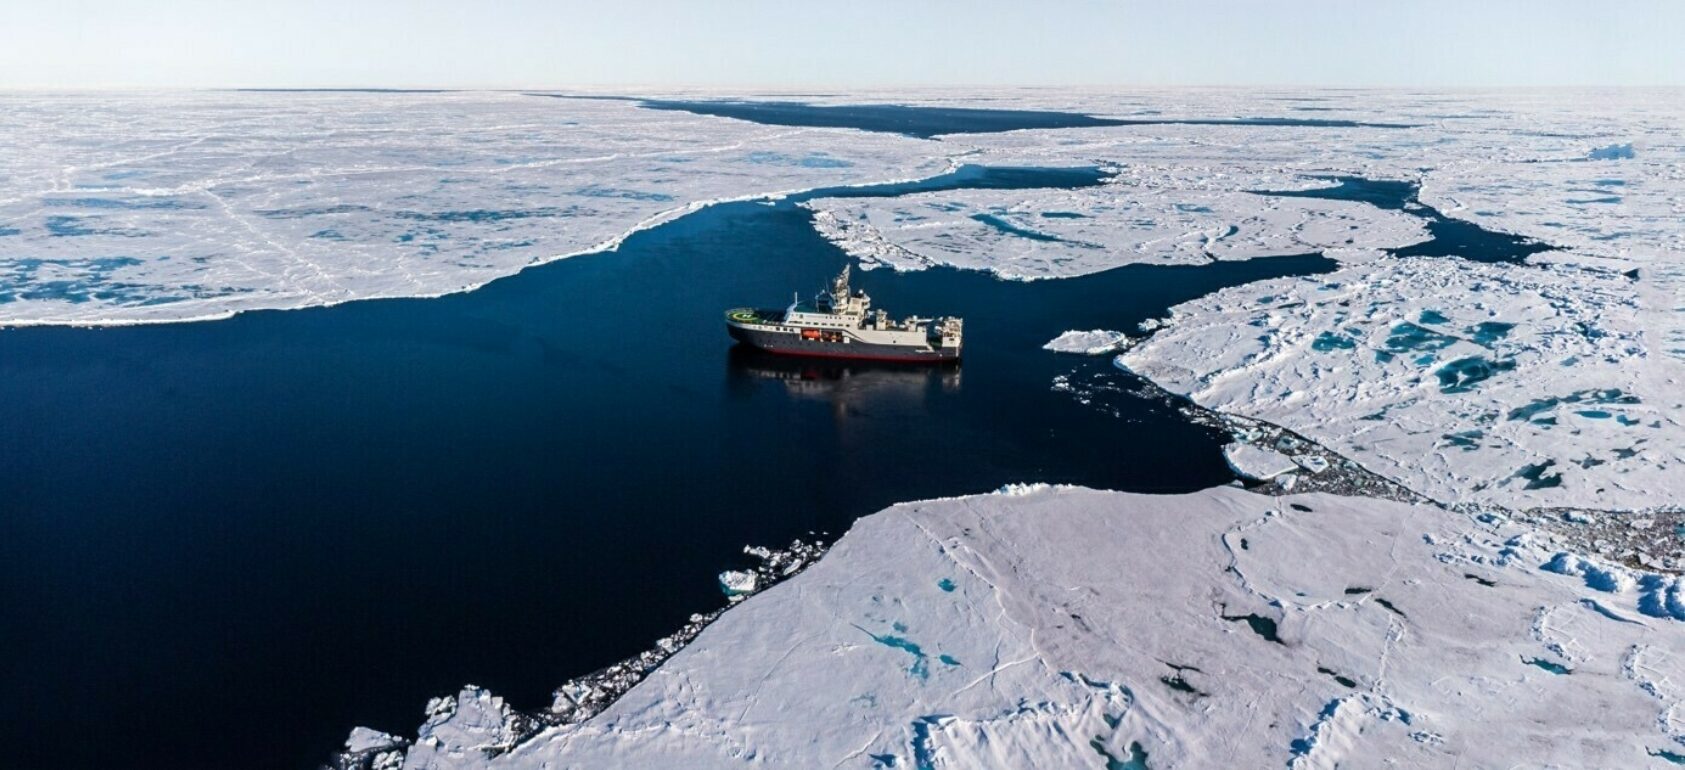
2 0 1682 89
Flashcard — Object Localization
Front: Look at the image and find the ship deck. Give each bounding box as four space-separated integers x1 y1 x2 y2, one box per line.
726 308 786 325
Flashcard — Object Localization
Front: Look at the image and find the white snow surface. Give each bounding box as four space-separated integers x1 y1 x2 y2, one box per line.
10 88 1685 332
405 687 519 768
801 89 1685 281
0 91 946 325
380 485 1685 769
1223 442 1300 481
1119 256 1685 511
718 570 758 598
807 183 1429 279
345 727 401 754
1043 329 1130 355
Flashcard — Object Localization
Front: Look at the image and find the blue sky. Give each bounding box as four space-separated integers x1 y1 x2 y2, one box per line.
3 0 1682 89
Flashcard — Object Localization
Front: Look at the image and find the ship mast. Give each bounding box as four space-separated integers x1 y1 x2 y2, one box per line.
830 265 851 308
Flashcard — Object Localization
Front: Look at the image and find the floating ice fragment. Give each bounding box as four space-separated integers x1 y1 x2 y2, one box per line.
719 570 759 598
1291 454 1331 474
345 727 401 754
1043 330 1131 355
1223 442 1299 481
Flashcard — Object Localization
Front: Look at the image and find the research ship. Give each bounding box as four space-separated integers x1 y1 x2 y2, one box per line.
725 266 963 362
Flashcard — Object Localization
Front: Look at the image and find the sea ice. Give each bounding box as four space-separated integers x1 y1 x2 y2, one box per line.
345 727 402 754
11 87 1683 343
0 91 946 325
718 570 758 598
403 687 519 769
1119 256 1685 511
343 485 1685 769
1223 442 1300 482
806 182 1429 279
797 89 1685 372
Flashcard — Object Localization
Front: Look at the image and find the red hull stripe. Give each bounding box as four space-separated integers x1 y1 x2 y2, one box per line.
744 345 958 364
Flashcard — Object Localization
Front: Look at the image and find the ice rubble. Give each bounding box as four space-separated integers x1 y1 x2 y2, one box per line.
402 688 520 768
0 91 947 325
348 486 1685 769
1118 256 1685 512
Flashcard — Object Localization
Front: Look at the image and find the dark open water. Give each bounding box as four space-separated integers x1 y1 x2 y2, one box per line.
1256 176 1551 263
535 94 1418 137
1 96 1544 769
0 164 1334 769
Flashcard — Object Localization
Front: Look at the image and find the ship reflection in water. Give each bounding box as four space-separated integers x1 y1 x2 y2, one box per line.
726 344 961 414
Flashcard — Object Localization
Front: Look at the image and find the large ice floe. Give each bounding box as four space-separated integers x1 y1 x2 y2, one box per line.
343 485 1685 769
796 90 1683 323
1118 256 1685 512
8 87 1683 336
0 91 946 325
807 182 1429 279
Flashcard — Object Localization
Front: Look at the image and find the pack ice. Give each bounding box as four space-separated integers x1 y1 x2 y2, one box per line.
807 181 1427 279
360 486 1685 769
1118 256 1685 512
0 91 945 325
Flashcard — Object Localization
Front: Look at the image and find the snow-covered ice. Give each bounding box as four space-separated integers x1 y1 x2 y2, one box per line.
798 89 1684 282
345 727 402 754
402 688 520 769
353 485 1685 769
1043 329 1130 355
10 83 1684 393
1223 442 1300 482
0 91 947 325
717 570 758 598
807 182 1429 279
1119 256 1685 511
11 88 1684 332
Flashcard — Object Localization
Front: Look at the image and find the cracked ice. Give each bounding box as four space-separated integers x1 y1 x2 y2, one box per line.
0 91 949 325
361 486 1685 769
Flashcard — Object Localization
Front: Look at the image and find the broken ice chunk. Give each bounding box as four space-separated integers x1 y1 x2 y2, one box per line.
1043 330 1131 355
1291 454 1331 474
345 726 401 754
719 570 759 598
1223 442 1300 482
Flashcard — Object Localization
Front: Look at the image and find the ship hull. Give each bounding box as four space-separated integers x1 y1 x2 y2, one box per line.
727 322 960 363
